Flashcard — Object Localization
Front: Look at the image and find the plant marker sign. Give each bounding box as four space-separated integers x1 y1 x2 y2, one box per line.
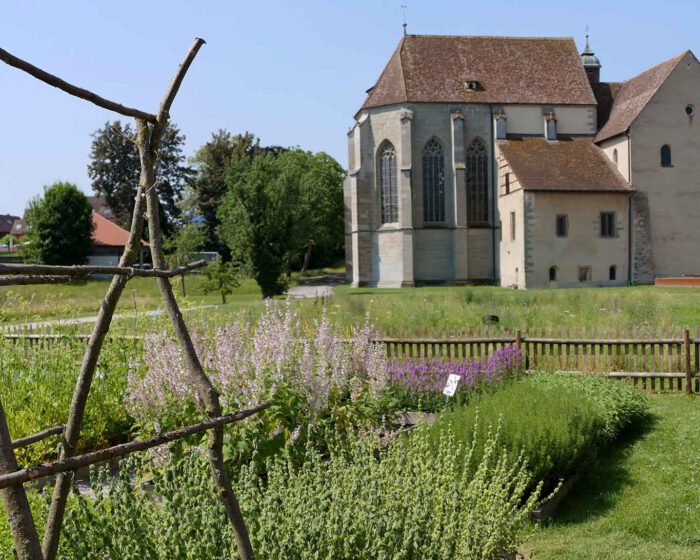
443 374 461 397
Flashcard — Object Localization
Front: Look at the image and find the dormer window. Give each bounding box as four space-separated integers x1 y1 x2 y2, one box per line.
544 111 558 141
494 109 507 140
465 80 481 92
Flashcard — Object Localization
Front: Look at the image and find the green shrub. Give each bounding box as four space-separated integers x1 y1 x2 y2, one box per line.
51 420 541 560
0 338 134 465
432 373 649 483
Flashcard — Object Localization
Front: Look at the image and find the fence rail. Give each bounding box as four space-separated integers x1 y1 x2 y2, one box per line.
376 325 700 394
4 324 700 393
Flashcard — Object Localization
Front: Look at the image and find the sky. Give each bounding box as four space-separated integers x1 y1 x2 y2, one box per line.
2 0 699 216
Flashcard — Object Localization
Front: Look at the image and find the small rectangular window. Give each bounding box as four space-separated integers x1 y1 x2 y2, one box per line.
609 265 617 281
600 212 616 238
555 215 568 238
510 211 516 241
578 266 592 283
505 172 511 194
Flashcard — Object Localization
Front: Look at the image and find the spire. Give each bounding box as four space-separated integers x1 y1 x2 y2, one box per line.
581 27 601 84
581 28 601 69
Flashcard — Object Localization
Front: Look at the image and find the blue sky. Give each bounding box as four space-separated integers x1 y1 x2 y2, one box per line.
2 0 699 216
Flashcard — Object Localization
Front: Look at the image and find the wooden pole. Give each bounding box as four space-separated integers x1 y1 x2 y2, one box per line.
684 328 692 395
0 398 44 560
0 405 269 490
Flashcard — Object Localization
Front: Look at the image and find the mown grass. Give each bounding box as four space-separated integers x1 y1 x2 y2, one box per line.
525 394 700 560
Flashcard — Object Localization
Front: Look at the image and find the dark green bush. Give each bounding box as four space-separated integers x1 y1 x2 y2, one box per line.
432 373 649 483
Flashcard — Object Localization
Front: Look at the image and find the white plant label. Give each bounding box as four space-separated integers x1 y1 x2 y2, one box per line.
443 374 461 397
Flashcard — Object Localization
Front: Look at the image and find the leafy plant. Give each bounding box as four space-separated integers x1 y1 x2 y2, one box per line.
432 373 649 483
53 418 542 560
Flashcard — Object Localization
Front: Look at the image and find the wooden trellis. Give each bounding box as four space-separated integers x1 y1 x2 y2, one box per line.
0 40 266 560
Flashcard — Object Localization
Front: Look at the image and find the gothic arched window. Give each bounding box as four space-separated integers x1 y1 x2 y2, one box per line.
379 141 398 224
422 137 445 223
466 137 489 224
613 149 619 165
660 144 672 167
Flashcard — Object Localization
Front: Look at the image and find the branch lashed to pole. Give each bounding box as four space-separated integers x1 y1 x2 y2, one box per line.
0 47 157 122
0 260 207 279
0 36 262 560
0 405 269 490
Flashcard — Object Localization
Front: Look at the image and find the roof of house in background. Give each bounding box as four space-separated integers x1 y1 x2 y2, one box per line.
498 137 632 192
595 51 690 142
0 214 21 235
359 35 597 113
92 211 147 248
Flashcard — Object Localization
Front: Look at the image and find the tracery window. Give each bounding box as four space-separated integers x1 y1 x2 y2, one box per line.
466 137 489 224
422 138 445 223
379 141 398 224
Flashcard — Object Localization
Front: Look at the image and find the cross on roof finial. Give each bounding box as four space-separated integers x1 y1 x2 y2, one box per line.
401 4 408 36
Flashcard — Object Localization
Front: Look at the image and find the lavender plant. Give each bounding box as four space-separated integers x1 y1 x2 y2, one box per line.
385 345 523 411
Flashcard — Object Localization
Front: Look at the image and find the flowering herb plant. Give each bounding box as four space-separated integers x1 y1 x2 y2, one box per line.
384 345 524 411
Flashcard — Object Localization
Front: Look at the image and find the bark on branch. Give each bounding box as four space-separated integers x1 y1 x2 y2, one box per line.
0 404 269 490
12 426 65 450
40 38 208 560
0 276 70 286
0 260 206 279
0 46 157 122
0 400 44 560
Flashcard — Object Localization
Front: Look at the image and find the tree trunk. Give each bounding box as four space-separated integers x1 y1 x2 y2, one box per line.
221 289 226 304
181 272 186 297
301 240 313 273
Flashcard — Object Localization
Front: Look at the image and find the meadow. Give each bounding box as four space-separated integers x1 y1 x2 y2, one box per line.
3 273 700 334
1 281 698 559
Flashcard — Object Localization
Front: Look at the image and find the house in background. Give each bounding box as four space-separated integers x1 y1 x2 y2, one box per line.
90 211 148 266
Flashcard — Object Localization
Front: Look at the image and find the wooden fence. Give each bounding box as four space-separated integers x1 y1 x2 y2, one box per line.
377 326 700 394
3 324 700 393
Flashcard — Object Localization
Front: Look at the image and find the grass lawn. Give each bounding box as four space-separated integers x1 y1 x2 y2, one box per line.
330 284 700 331
5 269 700 333
525 394 700 560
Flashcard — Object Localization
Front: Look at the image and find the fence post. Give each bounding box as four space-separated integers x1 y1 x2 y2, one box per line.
684 328 692 395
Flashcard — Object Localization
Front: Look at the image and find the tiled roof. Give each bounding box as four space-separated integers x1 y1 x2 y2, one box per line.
591 81 623 129
595 52 688 142
0 214 21 235
498 137 632 192
360 35 596 113
92 211 147 247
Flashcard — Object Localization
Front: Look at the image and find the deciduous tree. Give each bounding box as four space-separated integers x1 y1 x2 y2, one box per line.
88 121 194 234
218 149 343 297
190 130 285 252
23 182 94 265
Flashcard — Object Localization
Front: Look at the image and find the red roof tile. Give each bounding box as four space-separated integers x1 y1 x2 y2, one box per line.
595 52 688 142
360 35 596 113
92 211 147 247
498 137 632 192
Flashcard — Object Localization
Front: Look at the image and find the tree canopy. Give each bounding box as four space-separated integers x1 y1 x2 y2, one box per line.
218 149 344 298
23 182 95 265
88 121 193 235
189 130 285 252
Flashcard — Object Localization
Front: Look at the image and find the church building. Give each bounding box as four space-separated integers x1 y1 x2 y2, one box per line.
344 35 700 288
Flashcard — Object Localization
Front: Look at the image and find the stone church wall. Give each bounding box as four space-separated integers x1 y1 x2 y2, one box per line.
629 51 700 278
